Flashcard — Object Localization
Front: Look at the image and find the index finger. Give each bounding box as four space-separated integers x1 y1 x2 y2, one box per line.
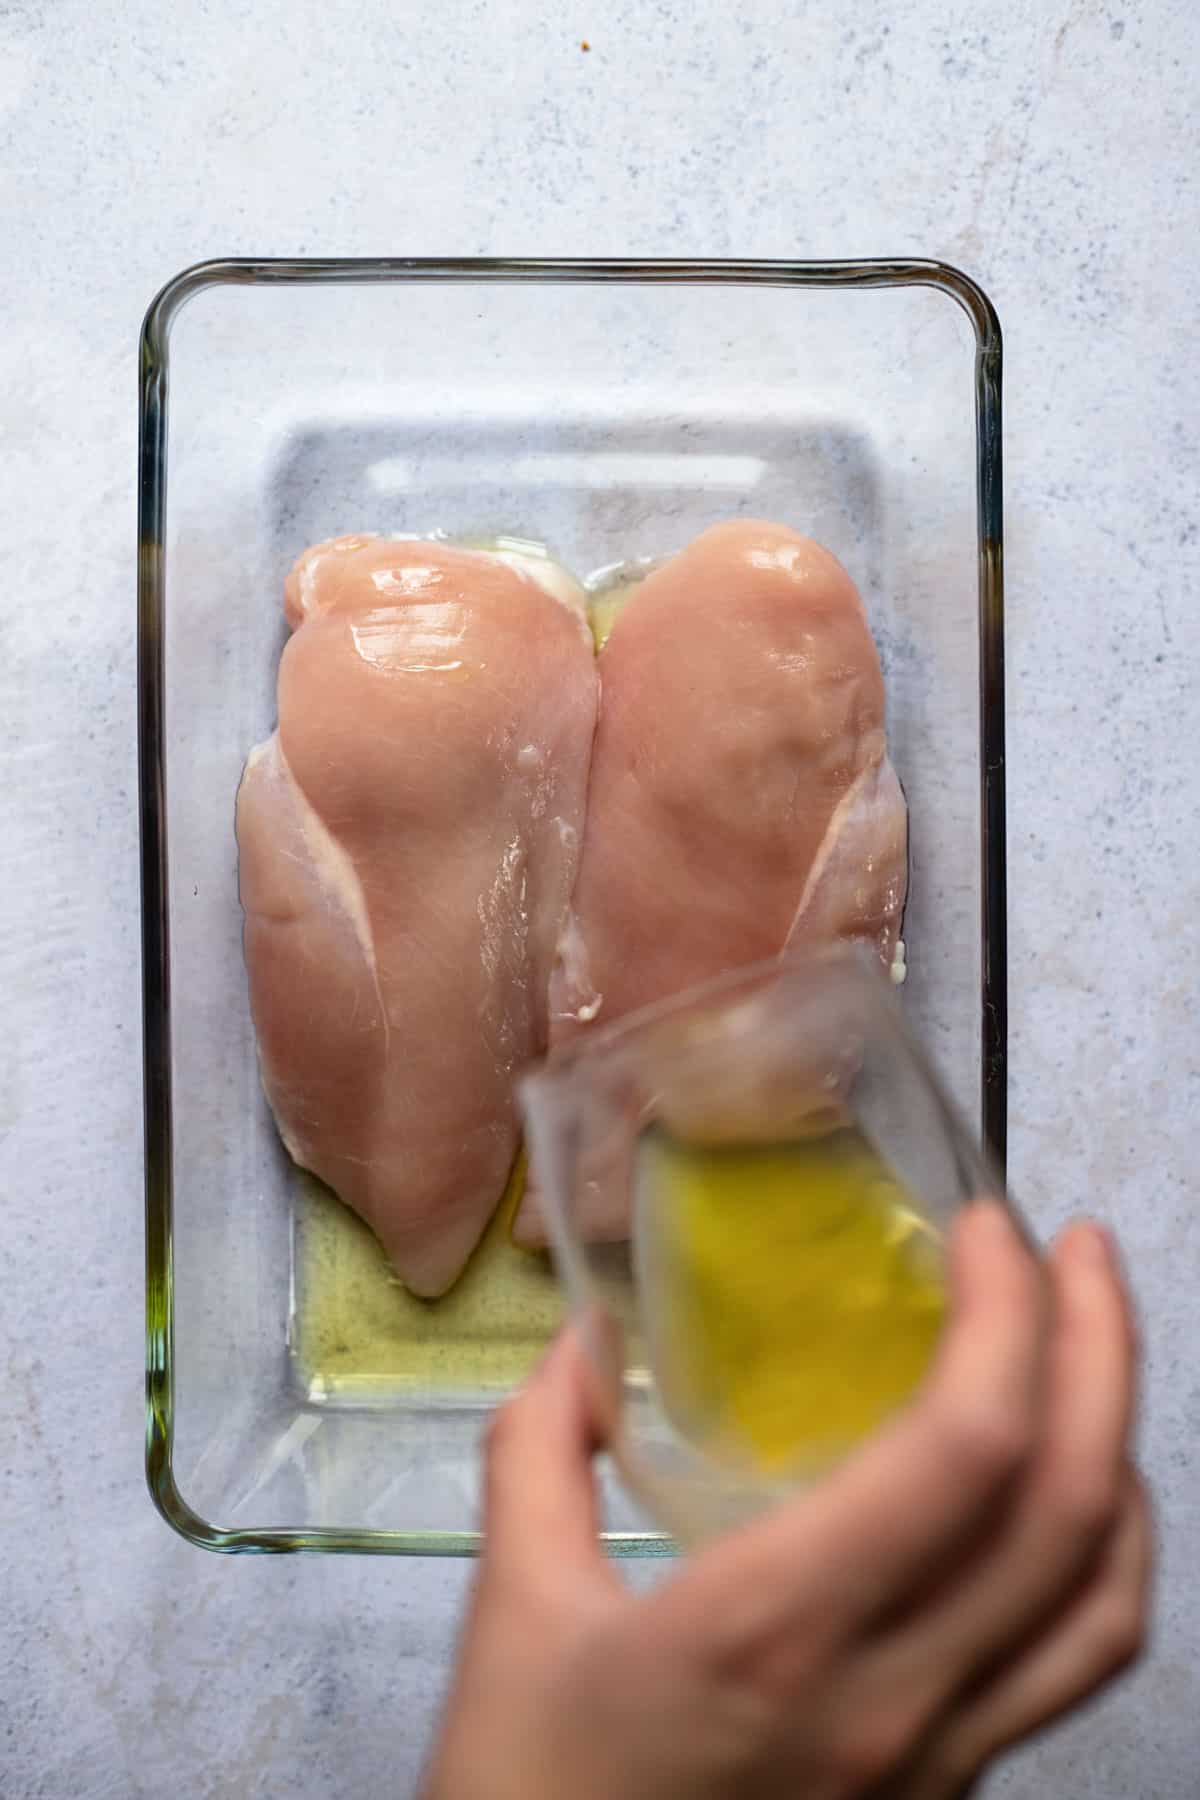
669 1200 1049 1647
480 1323 617 1590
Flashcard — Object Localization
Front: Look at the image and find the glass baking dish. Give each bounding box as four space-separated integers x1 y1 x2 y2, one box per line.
139 257 1005 1555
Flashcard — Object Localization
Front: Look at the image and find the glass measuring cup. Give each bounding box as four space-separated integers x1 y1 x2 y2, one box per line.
519 946 1009 1544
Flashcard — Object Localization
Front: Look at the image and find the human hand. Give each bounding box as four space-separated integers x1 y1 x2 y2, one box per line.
422 1202 1150 1800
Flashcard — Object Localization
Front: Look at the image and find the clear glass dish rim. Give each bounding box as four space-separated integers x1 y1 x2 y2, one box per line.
138 255 1005 1557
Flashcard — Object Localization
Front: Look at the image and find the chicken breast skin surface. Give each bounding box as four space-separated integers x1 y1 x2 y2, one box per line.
237 535 597 1296
515 519 907 1247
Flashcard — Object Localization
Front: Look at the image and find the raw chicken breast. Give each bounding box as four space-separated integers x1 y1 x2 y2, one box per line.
515 519 907 1246
237 535 597 1296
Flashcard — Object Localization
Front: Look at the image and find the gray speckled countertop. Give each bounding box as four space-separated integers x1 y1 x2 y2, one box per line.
3 1 1198 1794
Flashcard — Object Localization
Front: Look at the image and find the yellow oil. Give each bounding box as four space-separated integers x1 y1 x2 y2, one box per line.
638 1129 946 1476
588 567 651 649
589 589 626 650
291 1151 563 1401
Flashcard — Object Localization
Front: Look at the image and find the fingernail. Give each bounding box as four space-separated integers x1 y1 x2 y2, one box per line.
530 1325 572 1382
966 1196 1015 1241
1069 1220 1114 1268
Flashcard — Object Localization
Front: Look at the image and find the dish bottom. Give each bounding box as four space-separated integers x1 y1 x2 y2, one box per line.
290 1156 563 1407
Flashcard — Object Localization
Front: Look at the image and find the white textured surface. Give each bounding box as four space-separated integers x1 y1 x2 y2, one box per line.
1 1 1197 1794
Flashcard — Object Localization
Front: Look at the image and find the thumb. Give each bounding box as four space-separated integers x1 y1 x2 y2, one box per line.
482 1322 613 1584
